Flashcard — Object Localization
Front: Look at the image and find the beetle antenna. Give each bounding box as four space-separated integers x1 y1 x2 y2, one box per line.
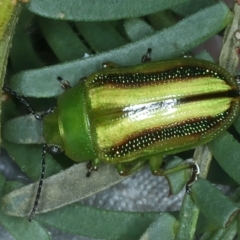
2 84 53 120
28 144 47 222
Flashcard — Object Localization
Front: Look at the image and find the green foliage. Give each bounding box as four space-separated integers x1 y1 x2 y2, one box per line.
1 1 240 240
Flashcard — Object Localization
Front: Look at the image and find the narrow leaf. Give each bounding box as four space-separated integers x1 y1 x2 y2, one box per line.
206 220 237 240
234 113 240 134
9 8 44 72
10 2 231 98
219 3 240 74
75 21 127 52
175 146 212 239
2 140 62 180
124 18 155 41
37 16 89 62
191 178 239 228
171 0 216 17
195 51 214 62
147 10 177 30
0 0 20 40
0 175 52 240
175 194 199 240
208 132 240 184
27 0 189 21
37 203 159 240
165 157 191 195
139 213 177 240
0 1 21 144
3 116 45 144
1 163 137 217
0 213 52 240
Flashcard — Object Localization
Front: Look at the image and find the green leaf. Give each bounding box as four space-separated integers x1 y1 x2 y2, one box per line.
219 3 240 74
171 0 216 17
0 0 20 40
1 163 137 217
3 116 45 144
10 1 231 98
234 110 240 134
139 213 178 240
37 16 90 62
75 21 127 52
36 204 159 240
191 178 239 228
207 158 237 186
165 157 191 195
175 194 199 240
232 187 240 202
208 132 240 184
124 18 155 41
238 215 240 237
0 175 52 240
202 220 237 240
147 10 177 30
0 213 52 240
195 51 214 62
27 0 189 21
2 140 62 180
0 1 21 144
175 146 212 239
9 7 44 72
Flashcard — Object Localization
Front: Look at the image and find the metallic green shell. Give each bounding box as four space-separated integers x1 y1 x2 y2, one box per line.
85 59 240 164
44 58 240 163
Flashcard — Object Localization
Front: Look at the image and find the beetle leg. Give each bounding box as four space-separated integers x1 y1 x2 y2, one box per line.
2 84 53 120
149 155 164 175
57 76 89 89
57 76 72 90
150 157 200 192
116 159 147 176
86 158 100 177
185 159 200 193
141 48 152 63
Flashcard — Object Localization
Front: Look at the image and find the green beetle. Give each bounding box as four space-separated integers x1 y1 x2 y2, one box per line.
3 54 240 221
44 57 240 168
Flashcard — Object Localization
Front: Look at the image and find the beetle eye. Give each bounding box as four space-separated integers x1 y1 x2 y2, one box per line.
48 145 62 154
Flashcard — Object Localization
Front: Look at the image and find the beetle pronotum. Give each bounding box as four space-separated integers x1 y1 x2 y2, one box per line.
3 49 240 221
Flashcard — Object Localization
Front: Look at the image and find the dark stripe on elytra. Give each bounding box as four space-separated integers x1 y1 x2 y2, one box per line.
104 110 229 159
180 89 240 104
90 66 227 87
